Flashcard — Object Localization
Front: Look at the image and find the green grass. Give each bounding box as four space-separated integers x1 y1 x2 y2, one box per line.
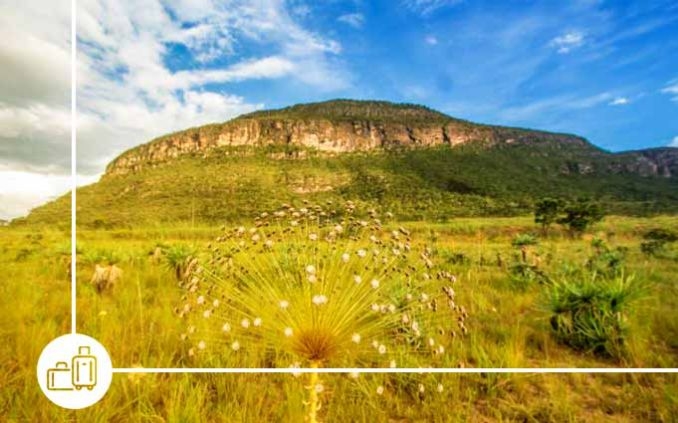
2 213 678 421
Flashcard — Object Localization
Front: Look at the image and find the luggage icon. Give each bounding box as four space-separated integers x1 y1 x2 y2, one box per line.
72 346 97 390
47 362 74 391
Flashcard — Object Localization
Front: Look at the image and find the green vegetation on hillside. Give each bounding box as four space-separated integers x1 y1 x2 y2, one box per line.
239 99 457 124
20 143 678 229
106 99 601 174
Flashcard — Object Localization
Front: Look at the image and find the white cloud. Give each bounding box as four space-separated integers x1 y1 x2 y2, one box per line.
661 80 678 102
549 31 585 53
0 0 349 219
338 13 364 29
500 92 613 121
403 0 464 16
171 56 296 89
609 97 629 106
669 136 678 147
0 169 71 220
0 170 99 220
0 103 70 139
291 4 311 19
425 35 438 45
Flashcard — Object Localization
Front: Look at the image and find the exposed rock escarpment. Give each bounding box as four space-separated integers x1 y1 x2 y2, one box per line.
107 118 495 174
105 100 676 178
615 148 678 178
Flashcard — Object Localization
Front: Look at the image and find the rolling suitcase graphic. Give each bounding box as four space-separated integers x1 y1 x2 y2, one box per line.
47 362 74 391
71 346 97 390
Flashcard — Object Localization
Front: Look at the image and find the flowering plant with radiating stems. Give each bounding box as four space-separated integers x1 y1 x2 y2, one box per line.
177 201 468 420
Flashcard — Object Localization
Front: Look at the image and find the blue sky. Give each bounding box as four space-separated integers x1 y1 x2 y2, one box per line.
1 0 677 219
155 0 678 152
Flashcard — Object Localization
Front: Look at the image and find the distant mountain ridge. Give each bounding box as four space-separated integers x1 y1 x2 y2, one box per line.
20 100 678 227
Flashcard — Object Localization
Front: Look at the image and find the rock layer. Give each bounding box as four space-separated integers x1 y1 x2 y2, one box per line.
105 117 587 175
104 100 677 179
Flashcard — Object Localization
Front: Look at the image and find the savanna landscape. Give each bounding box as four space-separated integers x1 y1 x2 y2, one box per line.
3 101 678 421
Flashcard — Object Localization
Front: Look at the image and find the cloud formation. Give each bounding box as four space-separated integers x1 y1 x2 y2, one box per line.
402 0 463 16
425 35 438 45
1 0 676 219
499 92 614 122
609 97 629 106
661 80 678 101
0 0 348 219
338 13 365 28
549 31 585 53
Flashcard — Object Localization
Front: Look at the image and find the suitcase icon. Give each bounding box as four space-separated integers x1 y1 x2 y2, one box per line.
47 362 74 391
71 346 97 390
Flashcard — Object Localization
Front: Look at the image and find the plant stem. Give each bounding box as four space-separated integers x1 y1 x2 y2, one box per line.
307 361 320 423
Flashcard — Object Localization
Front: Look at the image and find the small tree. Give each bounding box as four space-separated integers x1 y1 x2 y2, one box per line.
557 198 604 236
534 198 562 235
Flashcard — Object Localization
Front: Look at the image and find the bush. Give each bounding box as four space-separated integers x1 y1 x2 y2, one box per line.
81 248 122 265
546 273 647 359
162 244 197 282
441 250 471 265
557 198 604 236
511 234 538 248
508 262 549 290
586 238 627 278
640 228 677 257
511 233 538 262
534 198 562 234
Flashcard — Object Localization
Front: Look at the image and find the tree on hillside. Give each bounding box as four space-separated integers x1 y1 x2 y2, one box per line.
534 197 563 234
557 198 605 236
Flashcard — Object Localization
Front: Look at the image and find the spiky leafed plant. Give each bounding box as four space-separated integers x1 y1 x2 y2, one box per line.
177 201 468 421
511 233 538 263
585 238 627 279
546 272 648 359
162 244 197 283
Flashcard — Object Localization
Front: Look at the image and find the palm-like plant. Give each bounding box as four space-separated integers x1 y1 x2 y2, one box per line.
162 244 197 282
546 272 647 359
177 202 467 421
511 233 538 262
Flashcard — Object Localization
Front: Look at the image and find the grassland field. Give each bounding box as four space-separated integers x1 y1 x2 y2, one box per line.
1 215 677 422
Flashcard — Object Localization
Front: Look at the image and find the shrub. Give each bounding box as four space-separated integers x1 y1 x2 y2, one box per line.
441 250 471 265
546 273 647 359
511 233 538 262
534 197 563 234
162 244 197 282
586 238 627 278
508 262 549 290
81 248 122 265
640 228 677 257
557 198 604 236
14 248 34 261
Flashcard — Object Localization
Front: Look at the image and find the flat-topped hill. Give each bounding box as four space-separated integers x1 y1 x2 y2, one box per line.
17 100 678 228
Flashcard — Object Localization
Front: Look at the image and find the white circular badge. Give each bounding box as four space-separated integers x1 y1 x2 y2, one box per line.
37 333 113 409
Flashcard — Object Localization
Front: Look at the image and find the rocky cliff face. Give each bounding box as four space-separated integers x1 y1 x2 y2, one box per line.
106 118 497 175
104 100 677 178
620 148 678 178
